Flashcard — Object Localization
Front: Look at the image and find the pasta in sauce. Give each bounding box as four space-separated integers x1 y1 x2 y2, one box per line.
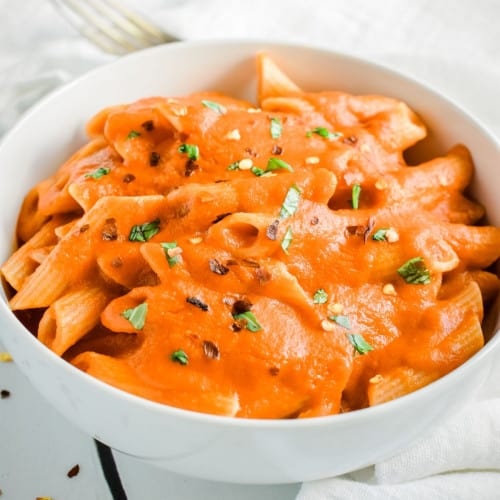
3 54 500 418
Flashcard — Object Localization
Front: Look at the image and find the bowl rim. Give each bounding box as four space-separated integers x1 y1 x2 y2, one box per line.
1 38 499 429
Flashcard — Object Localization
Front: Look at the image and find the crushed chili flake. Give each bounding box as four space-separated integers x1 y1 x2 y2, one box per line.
111 257 123 268
184 159 199 177
271 144 283 155
209 259 229 276
342 135 358 145
231 323 242 332
141 120 154 131
345 225 366 237
173 204 190 219
1 390 10 399
255 267 271 284
123 173 136 183
212 212 232 224
310 216 319 225
202 340 220 360
102 218 118 241
79 224 90 233
269 366 280 376
266 219 280 240
186 296 209 311
241 259 260 268
244 147 258 157
231 299 252 315
149 151 161 167
363 217 376 243
225 259 238 266
67 464 80 478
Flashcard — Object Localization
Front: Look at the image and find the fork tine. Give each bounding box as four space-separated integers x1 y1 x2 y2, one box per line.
50 0 176 55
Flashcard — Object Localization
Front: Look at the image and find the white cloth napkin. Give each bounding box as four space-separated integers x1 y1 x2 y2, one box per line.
1 1 500 499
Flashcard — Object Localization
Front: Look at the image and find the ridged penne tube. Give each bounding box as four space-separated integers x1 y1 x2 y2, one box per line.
16 186 50 243
368 367 440 406
257 52 301 103
261 97 315 114
72 352 240 417
469 271 500 302
413 230 460 273
38 282 117 356
1 217 68 291
86 104 126 137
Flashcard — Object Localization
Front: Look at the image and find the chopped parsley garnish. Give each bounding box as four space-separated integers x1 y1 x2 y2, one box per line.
129 218 160 242
126 130 141 139
279 184 301 219
232 311 262 332
160 242 180 267
372 228 389 241
201 100 227 115
348 333 374 355
121 302 148 330
270 117 282 138
170 349 189 365
281 226 293 254
397 257 431 284
186 296 209 311
227 161 240 171
306 127 342 140
250 166 266 176
328 315 352 329
85 167 110 179
351 184 361 210
178 143 199 161
313 289 328 304
266 157 293 172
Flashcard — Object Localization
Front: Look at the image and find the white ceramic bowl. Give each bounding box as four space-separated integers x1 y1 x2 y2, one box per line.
1 41 499 484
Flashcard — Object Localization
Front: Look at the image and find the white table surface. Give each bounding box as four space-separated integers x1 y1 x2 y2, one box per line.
1 1 499 499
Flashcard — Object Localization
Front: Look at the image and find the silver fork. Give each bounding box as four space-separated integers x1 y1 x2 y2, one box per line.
50 0 178 55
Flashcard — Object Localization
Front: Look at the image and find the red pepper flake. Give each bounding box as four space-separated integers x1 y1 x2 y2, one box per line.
111 257 123 268
231 323 242 332
150 151 161 167
186 296 209 311
271 145 283 155
209 259 229 276
184 159 199 177
269 366 280 376
67 464 80 478
231 299 252 315
310 216 319 225
212 212 232 224
123 173 136 183
141 120 154 131
244 147 258 157
241 259 260 268
225 259 238 266
363 216 376 243
255 267 271 284
79 224 90 233
202 340 220 360
265 219 280 240
102 218 118 241
342 135 358 145
1 390 10 399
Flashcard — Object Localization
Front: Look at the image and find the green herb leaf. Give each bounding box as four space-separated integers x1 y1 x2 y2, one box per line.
279 184 301 219
129 218 160 242
351 184 361 210
170 349 189 365
348 333 374 355
121 302 148 330
328 315 352 329
227 161 240 171
266 157 294 173
85 167 110 179
250 166 266 176
306 127 341 140
372 228 389 241
397 257 431 284
281 226 293 254
232 311 262 332
178 143 200 161
313 289 328 304
201 100 227 115
270 117 282 139
160 241 180 267
126 130 141 139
